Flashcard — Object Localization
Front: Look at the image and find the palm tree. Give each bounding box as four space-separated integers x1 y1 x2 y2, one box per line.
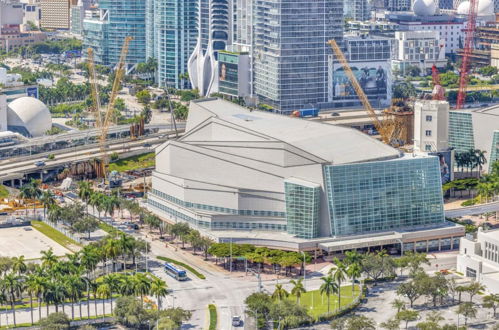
19 184 31 218
27 179 42 217
271 284 289 301
103 273 121 312
133 273 152 303
104 238 121 273
290 279 306 304
320 275 338 314
12 255 27 275
96 283 111 317
347 262 362 297
392 299 406 313
64 274 83 320
4 273 22 326
39 190 55 220
150 278 168 310
330 259 347 308
474 149 487 177
24 274 39 325
77 181 93 214
117 233 134 271
41 249 58 268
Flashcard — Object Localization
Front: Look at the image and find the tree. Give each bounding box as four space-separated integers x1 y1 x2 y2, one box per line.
38 312 70 330
397 281 422 308
271 284 289 301
483 293 499 318
478 65 498 76
362 252 395 284
157 308 192 328
114 296 151 328
12 255 27 275
71 216 100 239
346 262 362 296
456 302 477 325
391 298 406 313
393 82 417 99
269 299 311 329
380 318 400 330
40 190 56 220
4 273 23 326
136 89 151 105
141 105 153 124
290 279 306 304
330 259 347 308
466 281 485 303
77 181 93 214
244 292 273 329
320 275 339 314
396 309 419 330
150 278 169 310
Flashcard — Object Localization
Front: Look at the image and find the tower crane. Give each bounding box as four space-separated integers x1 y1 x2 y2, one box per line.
456 0 479 109
327 40 398 145
87 36 133 178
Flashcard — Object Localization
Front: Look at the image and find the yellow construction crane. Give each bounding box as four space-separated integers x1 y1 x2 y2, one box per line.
87 36 133 178
327 40 399 145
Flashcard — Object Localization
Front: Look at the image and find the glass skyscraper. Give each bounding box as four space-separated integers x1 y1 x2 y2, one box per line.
448 111 475 153
253 0 343 112
147 0 198 89
83 0 146 66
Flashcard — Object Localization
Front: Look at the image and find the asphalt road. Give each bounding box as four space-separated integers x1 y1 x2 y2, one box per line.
445 201 499 218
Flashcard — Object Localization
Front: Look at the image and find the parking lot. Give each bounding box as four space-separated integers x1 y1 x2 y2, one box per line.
0 226 71 259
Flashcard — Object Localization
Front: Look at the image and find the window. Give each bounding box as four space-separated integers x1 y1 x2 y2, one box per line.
426 115 432 122
425 144 432 151
425 130 432 136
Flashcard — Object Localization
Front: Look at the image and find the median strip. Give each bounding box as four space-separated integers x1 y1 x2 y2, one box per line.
156 256 206 280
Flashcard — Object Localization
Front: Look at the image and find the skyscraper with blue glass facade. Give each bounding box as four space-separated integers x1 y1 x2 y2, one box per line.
83 0 146 66
146 0 198 89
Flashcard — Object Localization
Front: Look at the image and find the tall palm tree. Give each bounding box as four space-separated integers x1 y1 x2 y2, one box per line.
103 273 121 312
96 283 111 316
19 184 31 218
290 279 306 304
41 249 58 268
47 204 62 224
133 273 152 303
117 233 134 271
474 149 487 177
271 284 289 301
27 179 42 217
3 273 22 327
330 259 347 308
104 238 121 273
347 262 362 297
77 181 93 214
24 273 40 325
12 256 27 275
39 190 55 220
320 275 339 314
150 278 168 310
64 274 83 320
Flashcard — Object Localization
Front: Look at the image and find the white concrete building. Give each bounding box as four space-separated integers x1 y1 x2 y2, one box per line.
392 30 447 72
147 98 464 252
457 228 499 294
414 100 449 153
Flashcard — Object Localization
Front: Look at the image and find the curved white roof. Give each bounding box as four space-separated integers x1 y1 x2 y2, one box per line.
457 0 493 16
413 0 436 16
7 97 52 137
184 98 401 165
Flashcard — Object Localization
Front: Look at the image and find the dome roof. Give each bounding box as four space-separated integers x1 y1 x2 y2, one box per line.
457 0 494 16
7 97 52 137
413 0 437 16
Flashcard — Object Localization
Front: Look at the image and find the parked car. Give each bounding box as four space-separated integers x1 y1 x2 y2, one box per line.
232 316 242 327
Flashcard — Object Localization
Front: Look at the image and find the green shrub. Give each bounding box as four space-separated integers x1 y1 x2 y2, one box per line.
208 304 217 330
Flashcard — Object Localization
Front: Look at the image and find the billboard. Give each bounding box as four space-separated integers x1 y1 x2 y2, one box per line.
26 86 38 99
330 60 392 107
429 150 454 184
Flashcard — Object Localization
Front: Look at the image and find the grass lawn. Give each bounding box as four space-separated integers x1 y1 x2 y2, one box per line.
98 221 118 234
288 285 361 318
31 221 80 252
109 152 155 172
0 185 9 198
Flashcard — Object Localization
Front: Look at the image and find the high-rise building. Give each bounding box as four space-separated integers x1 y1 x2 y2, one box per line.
147 0 198 89
40 0 70 30
253 0 343 112
83 0 146 67
70 0 90 36
384 0 411 11
413 100 450 153
188 0 232 96
352 0 371 21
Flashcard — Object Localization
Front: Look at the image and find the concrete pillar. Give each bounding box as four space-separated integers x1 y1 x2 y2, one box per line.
438 239 442 251
426 240 429 253
450 237 454 250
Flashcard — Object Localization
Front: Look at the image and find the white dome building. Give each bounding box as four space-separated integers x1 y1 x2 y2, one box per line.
413 0 437 16
7 97 52 137
457 0 494 16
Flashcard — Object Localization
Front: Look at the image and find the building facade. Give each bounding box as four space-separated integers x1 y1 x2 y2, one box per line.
352 0 370 21
457 229 499 293
82 0 146 67
149 0 198 89
188 0 232 96
40 0 70 30
413 100 449 153
392 30 446 72
147 98 464 252
253 0 343 112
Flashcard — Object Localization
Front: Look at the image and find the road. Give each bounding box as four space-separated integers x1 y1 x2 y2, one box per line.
445 201 499 218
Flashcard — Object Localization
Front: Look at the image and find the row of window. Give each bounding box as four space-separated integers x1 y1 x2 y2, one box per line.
150 189 285 218
484 240 499 264
148 198 286 231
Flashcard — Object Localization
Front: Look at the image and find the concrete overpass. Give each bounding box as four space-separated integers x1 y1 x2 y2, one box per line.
445 201 499 218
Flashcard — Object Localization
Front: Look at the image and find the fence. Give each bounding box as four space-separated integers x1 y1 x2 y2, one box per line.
39 215 82 244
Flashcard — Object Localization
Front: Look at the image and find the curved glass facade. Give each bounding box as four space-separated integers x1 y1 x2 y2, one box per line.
324 157 445 237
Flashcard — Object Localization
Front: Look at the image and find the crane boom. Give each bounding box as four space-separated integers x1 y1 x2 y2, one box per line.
327 40 392 143
87 48 102 128
456 0 479 109
98 36 133 178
